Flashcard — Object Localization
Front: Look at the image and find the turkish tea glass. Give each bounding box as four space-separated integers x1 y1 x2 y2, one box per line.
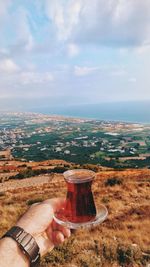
54 169 108 229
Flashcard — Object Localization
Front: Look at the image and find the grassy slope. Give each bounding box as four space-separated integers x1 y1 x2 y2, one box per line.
0 169 150 266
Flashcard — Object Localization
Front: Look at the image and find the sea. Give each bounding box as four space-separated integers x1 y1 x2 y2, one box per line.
32 101 150 124
1 100 150 124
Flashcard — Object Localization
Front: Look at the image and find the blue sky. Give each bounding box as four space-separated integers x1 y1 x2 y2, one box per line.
0 0 150 108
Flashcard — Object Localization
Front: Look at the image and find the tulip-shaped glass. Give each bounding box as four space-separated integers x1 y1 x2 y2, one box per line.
54 169 108 229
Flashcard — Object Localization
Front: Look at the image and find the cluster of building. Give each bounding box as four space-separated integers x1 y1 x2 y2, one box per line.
0 112 150 164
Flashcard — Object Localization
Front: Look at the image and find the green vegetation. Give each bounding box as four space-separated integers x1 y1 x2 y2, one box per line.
105 177 122 186
40 239 149 267
26 198 44 206
41 238 74 266
1 113 150 169
10 166 70 180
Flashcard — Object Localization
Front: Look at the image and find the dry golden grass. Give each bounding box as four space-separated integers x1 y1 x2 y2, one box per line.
0 168 150 266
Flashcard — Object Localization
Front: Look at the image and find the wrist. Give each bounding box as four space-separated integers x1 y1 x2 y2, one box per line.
1 226 40 267
0 237 29 267
16 222 54 256
16 222 42 254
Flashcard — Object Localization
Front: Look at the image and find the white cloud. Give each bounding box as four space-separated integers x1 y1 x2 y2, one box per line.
0 48 9 57
0 0 11 18
18 9 34 52
128 77 137 83
20 72 54 85
67 43 80 57
134 42 150 55
0 4 35 56
45 0 82 41
0 58 20 73
0 1 150 104
74 65 128 77
74 65 98 76
25 63 36 71
110 69 127 77
8 6 35 54
0 68 54 99
45 0 150 47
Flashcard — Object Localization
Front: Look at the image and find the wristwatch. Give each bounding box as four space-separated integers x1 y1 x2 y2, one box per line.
2 226 40 267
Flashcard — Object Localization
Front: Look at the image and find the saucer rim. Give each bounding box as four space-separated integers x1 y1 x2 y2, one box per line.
53 204 108 229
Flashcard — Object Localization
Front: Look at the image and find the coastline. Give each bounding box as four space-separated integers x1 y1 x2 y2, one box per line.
0 110 150 125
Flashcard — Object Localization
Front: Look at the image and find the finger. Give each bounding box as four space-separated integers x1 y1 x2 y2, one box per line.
47 227 65 246
53 231 64 245
60 227 71 238
51 220 71 238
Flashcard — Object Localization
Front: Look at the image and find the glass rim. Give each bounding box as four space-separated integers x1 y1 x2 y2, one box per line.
63 169 95 183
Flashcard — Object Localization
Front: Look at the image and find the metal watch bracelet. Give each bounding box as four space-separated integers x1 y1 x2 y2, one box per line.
1 226 40 267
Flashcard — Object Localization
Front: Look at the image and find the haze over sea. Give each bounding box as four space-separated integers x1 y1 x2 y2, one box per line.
29 100 150 124
1 99 150 124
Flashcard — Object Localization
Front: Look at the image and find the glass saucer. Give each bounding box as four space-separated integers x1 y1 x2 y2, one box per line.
53 204 108 229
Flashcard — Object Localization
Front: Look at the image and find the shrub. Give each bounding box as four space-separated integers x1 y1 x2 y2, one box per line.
41 239 74 266
10 166 70 180
0 191 6 197
117 244 134 265
101 196 110 204
141 252 150 265
102 242 117 263
105 177 122 187
78 252 102 267
82 164 99 172
0 177 9 183
52 166 69 173
10 169 49 179
26 198 43 206
5 199 15 205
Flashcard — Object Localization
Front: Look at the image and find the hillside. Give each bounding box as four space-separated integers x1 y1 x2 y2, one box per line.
0 161 150 266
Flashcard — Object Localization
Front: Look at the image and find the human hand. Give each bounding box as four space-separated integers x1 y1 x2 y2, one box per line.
16 198 71 256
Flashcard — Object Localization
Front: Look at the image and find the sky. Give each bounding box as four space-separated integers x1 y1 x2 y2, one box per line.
0 0 150 110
